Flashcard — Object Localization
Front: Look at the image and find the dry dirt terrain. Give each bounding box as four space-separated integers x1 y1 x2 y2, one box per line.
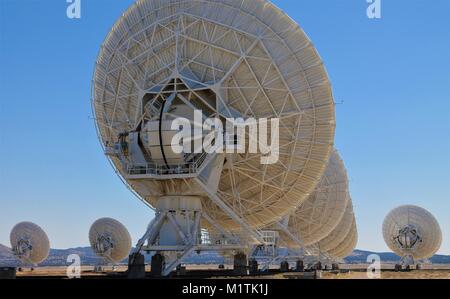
11 264 450 279
322 270 450 279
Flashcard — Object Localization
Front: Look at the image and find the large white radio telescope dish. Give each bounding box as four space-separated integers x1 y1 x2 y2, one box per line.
89 218 132 263
283 149 349 247
92 0 336 230
383 205 442 260
10 222 50 265
327 219 358 259
317 200 354 252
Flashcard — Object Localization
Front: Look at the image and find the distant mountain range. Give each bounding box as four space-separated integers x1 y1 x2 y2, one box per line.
0 244 104 267
346 249 450 264
1 244 449 266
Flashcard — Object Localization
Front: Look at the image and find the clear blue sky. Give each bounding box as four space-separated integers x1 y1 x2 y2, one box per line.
1 0 449 254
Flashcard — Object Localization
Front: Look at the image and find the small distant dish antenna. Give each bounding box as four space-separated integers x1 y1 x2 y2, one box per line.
383 205 442 266
10 222 50 266
89 218 132 264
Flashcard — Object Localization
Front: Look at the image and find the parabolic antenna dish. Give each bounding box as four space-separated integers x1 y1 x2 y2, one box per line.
317 200 354 252
10 222 50 265
283 149 349 247
327 219 357 259
92 0 336 230
89 218 132 263
383 205 442 260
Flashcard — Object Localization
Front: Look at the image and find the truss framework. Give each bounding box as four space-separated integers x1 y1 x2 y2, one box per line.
92 0 336 232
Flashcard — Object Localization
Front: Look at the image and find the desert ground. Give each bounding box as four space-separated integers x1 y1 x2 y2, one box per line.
9 264 450 279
